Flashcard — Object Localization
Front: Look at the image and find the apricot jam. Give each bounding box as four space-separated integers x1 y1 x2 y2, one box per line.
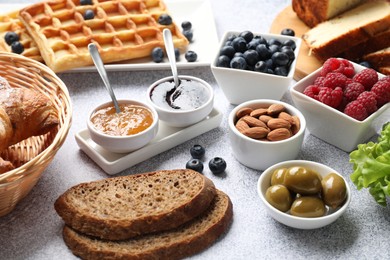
90 104 154 136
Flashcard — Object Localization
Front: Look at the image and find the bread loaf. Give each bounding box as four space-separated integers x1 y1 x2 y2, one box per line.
292 0 365 27
55 169 217 241
302 0 390 61
364 47 390 70
62 189 233 260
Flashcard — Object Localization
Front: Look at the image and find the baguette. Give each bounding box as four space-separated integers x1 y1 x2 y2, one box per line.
302 0 390 61
55 169 216 241
62 189 233 260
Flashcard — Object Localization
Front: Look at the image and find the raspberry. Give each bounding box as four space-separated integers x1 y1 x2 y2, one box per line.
356 91 377 114
352 68 378 90
323 72 348 89
344 100 368 121
313 76 325 88
320 58 354 78
344 82 365 102
371 78 390 107
303 85 321 100
318 87 343 108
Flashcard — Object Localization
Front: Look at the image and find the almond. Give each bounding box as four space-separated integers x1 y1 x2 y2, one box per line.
259 115 273 124
250 108 268 118
291 115 301 135
235 119 250 133
267 104 285 116
242 127 270 139
267 118 291 130
241 116 268 128
267 128 291 141
236 107 253 119
278 112 294 124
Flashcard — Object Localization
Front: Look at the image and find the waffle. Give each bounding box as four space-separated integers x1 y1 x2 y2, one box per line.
19 0 189 72
0 10 43 62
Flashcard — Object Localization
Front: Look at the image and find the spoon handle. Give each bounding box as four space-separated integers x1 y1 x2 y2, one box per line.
163 29 179 87
88 43 121 113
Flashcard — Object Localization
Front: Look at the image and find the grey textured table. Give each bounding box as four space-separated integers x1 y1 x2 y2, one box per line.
1 0 389 259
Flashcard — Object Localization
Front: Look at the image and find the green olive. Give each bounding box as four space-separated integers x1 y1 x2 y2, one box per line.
271 168 288 186
290 196 326 218
265 184 293 212
284 166 322 195
321 173 347 209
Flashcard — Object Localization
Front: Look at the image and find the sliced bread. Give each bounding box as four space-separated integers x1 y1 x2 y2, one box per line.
54 169 216 241
302 0 390 61
364 47 390 69
62 189 233 260
292 0 365 27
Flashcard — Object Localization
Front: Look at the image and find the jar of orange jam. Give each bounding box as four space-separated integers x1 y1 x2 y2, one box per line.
90 103 154 136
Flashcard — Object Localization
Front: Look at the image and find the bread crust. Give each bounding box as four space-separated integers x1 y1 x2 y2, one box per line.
55 169 216 241
292 0 329 27
62 190 233 260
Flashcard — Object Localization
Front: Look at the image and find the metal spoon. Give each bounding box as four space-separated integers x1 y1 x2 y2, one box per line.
88 43 121 114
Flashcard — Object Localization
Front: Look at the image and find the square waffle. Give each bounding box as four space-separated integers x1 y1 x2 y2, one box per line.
19 0 189 72
0 10 43 62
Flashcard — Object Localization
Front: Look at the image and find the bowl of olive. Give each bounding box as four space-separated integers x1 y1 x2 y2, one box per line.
257 160 351 229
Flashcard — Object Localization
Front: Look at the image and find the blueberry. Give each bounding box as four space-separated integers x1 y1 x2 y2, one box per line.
226 35 236 42
280 46 295 60
209 157 227 174
4 32 19 45
186 159 203 173
225 40 232 46
183 30 193 42
181 21 192 31
268 44 280 54
359 61 371 68
283 39 296 50
151 47 164 63
243 49 259 66
230 56 247 70
190 144 205 159
264 58 275 69
80 0 92 5
256 44 271 60
271 51 290 66
216 55 230 67
231 37 247 53
158 14 172 25
254 60 268 73
247 38 265 50
239 30 254 43
84 9 95 20
220 45 235 58
281 28 295 36
274 66 289 76
185 50 197 62
11 41 24 54
268 38 282 46
174 48 180 61
233 52 244 58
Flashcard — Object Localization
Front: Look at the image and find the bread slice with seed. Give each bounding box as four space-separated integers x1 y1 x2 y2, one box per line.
63 189 233 260
54 169 216 241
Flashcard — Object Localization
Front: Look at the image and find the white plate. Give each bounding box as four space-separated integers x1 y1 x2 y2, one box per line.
75 107 222 174
0 0 219 72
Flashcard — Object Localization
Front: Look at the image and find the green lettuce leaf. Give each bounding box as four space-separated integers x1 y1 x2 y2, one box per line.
350 122 390 206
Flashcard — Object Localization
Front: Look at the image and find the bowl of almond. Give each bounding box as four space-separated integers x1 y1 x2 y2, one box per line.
228 99 306 171
290 58 390 152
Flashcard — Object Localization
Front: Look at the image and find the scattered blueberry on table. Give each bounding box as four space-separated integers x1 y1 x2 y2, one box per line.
186 159 204 173
158 14 172 25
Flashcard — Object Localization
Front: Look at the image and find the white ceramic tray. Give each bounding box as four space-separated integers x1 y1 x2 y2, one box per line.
75 107 222 175
1 0 219 72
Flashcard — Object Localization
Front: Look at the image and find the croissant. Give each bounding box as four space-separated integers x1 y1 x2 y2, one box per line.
0 76 59 173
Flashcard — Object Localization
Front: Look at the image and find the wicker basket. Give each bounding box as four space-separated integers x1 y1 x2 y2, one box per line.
0 52 72 217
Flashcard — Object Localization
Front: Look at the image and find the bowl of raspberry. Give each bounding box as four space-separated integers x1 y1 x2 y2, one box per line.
290 58 390 152
211 31 301 105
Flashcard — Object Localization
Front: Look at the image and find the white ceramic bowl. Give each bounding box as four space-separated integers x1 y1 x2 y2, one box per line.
87 99 159 153
257 160 351 229
147 75 214 127
211 31 301 105
228 99 306 171
290 61 390 152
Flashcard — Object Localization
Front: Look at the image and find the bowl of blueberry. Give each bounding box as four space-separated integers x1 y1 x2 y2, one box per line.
290 58 390 152
211 30 301 105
